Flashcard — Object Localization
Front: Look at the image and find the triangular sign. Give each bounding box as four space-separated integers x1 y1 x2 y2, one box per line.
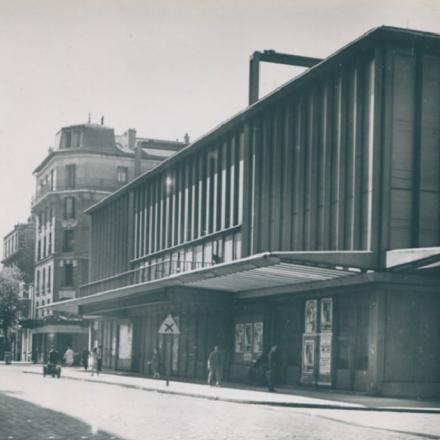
158 314 180 335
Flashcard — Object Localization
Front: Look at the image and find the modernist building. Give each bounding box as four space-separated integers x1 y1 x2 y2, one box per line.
51 27 440 398
1 220 35 360
31 122 185 361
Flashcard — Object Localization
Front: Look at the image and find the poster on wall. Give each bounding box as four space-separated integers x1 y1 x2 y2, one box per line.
253 322 263 354
302 338 315 373
318 333 332 377
118 323 133 360
305 300 317 333
111 333 117 356
235 323 244 353
244 323 253 352
320 298 333 332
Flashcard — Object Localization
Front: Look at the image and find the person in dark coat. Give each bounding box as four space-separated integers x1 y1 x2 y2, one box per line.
48 346 59 365
267 345 279 392
150 348 161 378
82 348 90 371
207 345 222 386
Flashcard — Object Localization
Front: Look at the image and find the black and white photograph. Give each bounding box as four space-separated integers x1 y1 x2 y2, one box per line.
0 1 439 439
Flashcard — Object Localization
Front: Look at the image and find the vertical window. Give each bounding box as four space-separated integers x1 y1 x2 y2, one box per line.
36 271 40 295
72 131 81 147
65 132 72 148
42 268 46 296
64 197 75 219
63 230 74 252
64 262 73 286
49 169 55 191
65 164 76 189
47 266 51 293
117 166 128 184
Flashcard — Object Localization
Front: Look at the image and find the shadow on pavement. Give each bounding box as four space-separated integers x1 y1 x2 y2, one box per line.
0 392 126 440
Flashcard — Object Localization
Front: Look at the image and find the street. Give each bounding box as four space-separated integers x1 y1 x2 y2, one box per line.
0 366 439 440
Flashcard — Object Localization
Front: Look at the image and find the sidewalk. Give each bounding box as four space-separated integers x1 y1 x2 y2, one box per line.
21 364 440 413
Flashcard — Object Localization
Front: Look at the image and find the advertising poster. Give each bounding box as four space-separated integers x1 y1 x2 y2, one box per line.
244 323 253 353
305 300 317 333
253 322 263 354
302 338 315 374
318 333 332 377
118 323 133 360
320 298 333 332
235 323 244 353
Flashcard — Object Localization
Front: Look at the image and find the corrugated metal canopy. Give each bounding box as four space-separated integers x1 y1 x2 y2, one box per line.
186 261 357 292
46 252 372 314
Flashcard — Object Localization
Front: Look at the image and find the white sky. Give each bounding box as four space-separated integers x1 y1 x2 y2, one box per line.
1 0 439 258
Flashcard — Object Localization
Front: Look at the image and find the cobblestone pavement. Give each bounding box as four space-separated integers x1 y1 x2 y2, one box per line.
1 366 439 440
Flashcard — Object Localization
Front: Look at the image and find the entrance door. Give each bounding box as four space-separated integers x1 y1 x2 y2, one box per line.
301 298 333 386
116 321 133 371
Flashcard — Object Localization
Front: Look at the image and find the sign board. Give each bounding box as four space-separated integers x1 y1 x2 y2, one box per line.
158 314 180 335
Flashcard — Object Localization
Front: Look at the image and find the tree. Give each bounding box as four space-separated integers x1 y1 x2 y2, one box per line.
0 266 23 350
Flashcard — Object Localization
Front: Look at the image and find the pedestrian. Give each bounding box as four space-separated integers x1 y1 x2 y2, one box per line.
207 345 222 386
48 345 59 365
97 345 103 374
81 348 90 371
90 347 99 376
266 344 278 392
63 346 74 367
150 347 161 379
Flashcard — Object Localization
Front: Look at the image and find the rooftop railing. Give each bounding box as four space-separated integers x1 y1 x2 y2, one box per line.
80 259 213 297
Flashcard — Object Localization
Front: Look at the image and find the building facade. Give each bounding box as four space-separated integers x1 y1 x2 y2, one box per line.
32 122 185 362
1 220 35 360
51 27 440 398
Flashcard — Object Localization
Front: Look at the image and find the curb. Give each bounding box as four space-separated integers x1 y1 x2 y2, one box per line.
22 370 440 414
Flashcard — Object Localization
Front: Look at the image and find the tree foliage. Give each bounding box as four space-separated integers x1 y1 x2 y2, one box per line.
0 266 23 346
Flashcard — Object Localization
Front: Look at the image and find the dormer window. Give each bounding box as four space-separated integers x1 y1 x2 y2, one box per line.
63 131 81 149
65 132 72 148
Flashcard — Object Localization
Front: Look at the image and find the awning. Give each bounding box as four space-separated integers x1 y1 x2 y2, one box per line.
46 251 374 314
387 247 440 271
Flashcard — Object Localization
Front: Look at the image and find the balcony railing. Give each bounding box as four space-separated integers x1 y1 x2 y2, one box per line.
80 259 213 297
33 179 126 205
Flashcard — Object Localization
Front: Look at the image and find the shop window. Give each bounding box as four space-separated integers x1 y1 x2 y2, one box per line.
63 230 75 252
234 321 263 362
64 197 75 219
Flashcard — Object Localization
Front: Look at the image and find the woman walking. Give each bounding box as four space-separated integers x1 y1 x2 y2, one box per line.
89 347 99 376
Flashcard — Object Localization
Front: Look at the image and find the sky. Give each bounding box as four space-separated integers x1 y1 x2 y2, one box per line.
0 0 439 258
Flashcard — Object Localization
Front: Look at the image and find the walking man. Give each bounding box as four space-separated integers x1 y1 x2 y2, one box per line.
267 344 278 392
207 345 222 386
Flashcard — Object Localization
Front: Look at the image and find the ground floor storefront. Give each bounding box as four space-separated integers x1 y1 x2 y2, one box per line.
85 274 440 398
21 316 89 364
